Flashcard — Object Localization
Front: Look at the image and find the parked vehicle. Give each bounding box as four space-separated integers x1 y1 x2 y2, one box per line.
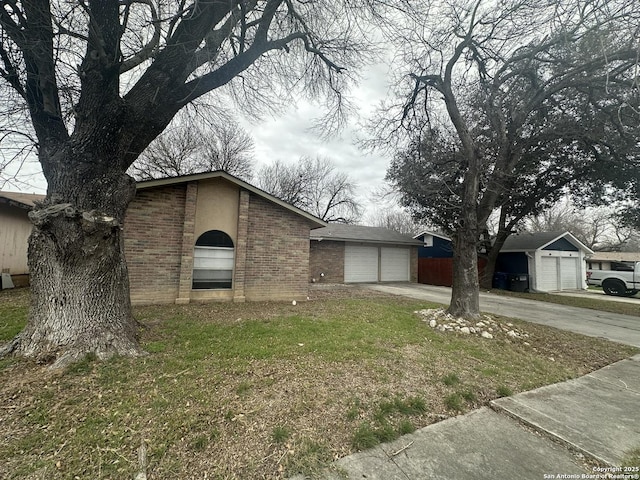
586 261 640 297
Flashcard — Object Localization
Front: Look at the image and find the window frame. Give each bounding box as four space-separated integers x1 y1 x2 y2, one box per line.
192 230 235 290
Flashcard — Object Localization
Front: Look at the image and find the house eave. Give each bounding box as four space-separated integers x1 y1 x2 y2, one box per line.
136 170 327 229
414 230 451 242
311 236 422 246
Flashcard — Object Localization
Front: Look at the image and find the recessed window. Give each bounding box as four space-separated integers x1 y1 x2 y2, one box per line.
193 230 234 289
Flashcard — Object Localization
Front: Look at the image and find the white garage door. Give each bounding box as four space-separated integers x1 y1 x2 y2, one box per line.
538 256 580 291
344 245 379 283
539 257 559 291
560 257 579 290
381 247 410 282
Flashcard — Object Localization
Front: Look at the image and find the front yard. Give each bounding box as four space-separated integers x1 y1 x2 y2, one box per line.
0 287 637 479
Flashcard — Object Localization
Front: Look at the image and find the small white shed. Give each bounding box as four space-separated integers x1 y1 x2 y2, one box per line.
498 231 593 292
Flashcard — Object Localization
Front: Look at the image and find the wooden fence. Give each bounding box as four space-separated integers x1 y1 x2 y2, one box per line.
418 258 487 287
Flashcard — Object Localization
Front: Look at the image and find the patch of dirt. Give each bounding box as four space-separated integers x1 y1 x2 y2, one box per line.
307 283 392 300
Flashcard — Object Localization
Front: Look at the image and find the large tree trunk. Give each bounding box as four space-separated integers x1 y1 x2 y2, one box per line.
449 229 480 319
3 168 144 368
448 185 481 318
448 142 481 319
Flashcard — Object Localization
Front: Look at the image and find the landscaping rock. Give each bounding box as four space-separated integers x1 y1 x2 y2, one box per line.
414 308 530 342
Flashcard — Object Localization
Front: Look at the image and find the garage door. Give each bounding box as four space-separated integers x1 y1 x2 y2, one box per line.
539 257 559 291
381 247 410 281
560 257 579 289
538 256 580 291
344 245 379 283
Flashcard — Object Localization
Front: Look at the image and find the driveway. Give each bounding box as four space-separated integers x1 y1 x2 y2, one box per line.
554 288 639 304
366 283 640 348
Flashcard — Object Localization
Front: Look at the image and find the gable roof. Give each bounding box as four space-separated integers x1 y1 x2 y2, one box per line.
0 191 45 210
414 230 451 242
136 170 327 229
310 224 423 245
500 231 593 254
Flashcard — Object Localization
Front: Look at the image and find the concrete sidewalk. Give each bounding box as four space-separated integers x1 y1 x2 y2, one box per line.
291 355 640 480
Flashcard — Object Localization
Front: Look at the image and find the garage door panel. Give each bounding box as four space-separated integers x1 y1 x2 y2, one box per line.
539 257 558 291
560 257 579 289
345 245 378 283
381 247 410 282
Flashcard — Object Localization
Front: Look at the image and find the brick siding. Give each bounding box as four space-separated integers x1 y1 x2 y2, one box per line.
244 195 311 301
410 246 418 282
309 240 345 283
124 183 315 304
124 185 186 305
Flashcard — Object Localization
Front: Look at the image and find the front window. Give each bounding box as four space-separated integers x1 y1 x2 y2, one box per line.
192 230 234 289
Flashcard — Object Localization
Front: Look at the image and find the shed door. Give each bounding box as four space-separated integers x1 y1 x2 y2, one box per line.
539 257 559 291
381 247 410 282
344 245 379 283
560 257 579 290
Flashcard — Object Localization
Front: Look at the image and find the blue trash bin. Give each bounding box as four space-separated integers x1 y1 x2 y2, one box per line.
493 272 509 290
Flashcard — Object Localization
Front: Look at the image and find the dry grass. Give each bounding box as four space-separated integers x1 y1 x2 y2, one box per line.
0 286 637 479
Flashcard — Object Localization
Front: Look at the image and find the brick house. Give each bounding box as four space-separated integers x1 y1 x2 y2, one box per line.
123 171 326 305
309 224 421 284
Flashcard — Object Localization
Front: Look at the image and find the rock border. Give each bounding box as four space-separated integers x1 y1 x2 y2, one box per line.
414 308 530 343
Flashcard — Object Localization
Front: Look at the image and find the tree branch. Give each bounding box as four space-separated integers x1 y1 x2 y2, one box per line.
119 0 162 73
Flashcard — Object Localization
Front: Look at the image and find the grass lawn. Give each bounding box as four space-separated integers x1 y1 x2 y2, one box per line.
0 287 637 479
491 289 640 317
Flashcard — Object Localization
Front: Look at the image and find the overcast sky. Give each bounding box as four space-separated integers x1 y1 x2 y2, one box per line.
2 61 397 221
241 61 396 219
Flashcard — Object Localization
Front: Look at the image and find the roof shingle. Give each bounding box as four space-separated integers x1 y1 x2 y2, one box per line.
310 224 422 245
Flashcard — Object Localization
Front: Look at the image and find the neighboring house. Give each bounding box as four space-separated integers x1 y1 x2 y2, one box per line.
0 191 45 287
124 171 326 305
586 252 640 271
415 231 453 258
414 230 592 292
416 231 465 286
414 231 487 286
309 224 421 283
496 231 593 292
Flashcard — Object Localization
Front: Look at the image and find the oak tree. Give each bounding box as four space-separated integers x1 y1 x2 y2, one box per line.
0 0 363 367
380 0 640 317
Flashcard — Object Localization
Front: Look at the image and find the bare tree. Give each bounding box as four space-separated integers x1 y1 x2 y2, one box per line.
364 208 423 236
0 1 365 367
257 156 362 223
526 201 639 252
201 121 254 181
130 115 255 181
377 0 640 318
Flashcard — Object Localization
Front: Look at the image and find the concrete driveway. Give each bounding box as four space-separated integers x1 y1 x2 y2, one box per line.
366 283 640 348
